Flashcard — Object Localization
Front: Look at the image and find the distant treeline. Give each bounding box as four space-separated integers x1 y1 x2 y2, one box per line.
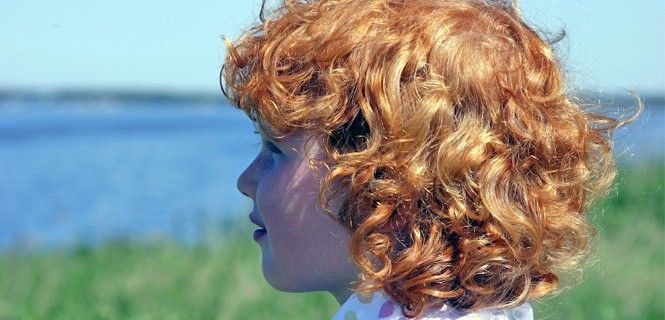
0 89 228 105
0 88 662 107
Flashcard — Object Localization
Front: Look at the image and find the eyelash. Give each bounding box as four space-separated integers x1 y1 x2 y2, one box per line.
254 131 282 154
263 140 282 154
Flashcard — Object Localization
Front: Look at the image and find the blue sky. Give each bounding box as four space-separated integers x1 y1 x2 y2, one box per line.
1 0 663 94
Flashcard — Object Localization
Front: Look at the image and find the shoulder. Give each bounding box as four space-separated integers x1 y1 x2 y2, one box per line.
332 290 533 320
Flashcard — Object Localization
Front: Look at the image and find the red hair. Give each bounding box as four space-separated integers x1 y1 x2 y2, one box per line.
221 0 641 317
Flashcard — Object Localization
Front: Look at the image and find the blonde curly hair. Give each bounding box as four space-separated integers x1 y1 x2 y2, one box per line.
221 0 641 317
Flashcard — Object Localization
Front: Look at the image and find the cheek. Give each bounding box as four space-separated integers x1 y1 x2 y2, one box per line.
255 159 300 220
255 158 291 208
256 160 326 239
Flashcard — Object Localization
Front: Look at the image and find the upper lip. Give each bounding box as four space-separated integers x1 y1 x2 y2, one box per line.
249 213 266 229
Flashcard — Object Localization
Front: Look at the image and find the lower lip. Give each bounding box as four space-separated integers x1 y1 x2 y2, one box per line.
253 228 267 241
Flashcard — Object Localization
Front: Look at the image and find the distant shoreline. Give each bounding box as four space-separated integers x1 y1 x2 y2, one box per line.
0 89 227 105
0 88 662 106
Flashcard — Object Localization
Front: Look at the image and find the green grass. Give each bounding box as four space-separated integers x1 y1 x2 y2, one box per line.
0 160 662 319
534 159 664 320
0 231 338 319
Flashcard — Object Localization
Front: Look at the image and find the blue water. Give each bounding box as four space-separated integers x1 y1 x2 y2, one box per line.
0 101 258 250
0 100 662 250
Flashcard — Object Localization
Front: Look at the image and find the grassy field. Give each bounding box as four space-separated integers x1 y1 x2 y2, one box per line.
0 159 662 319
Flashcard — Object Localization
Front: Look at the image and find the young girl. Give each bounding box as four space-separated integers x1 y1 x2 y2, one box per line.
222 0 640 318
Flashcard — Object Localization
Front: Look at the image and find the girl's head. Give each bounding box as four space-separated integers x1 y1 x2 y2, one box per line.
224 0 639 317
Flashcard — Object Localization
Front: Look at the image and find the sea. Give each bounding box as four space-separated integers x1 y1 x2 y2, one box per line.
0 99 662 251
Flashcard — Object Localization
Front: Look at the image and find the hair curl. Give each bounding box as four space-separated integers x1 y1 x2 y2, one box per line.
221 0 642 317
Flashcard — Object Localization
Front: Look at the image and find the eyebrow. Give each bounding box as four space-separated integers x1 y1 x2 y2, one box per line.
251 120 271 138
252 119 281 139
253 130 278 143
251 120 292 148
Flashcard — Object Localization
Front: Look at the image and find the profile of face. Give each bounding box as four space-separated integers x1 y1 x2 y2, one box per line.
236 125 359 302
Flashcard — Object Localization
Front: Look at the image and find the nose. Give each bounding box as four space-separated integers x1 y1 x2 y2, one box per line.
237 156 259 199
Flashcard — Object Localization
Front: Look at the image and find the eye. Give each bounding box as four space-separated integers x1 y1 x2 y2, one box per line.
254 130 282 154
263 140 282 154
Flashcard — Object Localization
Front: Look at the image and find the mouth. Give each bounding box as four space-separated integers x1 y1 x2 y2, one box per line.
249 214 267 241
252 228 267 241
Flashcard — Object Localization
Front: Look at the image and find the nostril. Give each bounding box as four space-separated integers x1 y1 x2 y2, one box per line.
237 157 259 199
237 176 253 198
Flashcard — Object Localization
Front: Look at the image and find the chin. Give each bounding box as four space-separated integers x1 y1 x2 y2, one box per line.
261 264 320 293
265 280 312 293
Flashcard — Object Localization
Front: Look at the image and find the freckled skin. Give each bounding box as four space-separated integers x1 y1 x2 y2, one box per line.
236 129 359 303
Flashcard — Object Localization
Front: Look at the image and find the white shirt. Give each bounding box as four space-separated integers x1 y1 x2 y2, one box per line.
332 290 533 320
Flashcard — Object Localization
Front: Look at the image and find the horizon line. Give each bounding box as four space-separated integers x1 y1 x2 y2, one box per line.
0 87 662 106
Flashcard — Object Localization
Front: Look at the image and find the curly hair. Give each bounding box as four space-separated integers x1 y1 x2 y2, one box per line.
221 0 641 317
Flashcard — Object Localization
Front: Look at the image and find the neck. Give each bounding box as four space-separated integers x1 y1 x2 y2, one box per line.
330 286 355 305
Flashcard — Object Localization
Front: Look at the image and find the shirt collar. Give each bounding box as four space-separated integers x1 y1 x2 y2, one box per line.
332 289 533 320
